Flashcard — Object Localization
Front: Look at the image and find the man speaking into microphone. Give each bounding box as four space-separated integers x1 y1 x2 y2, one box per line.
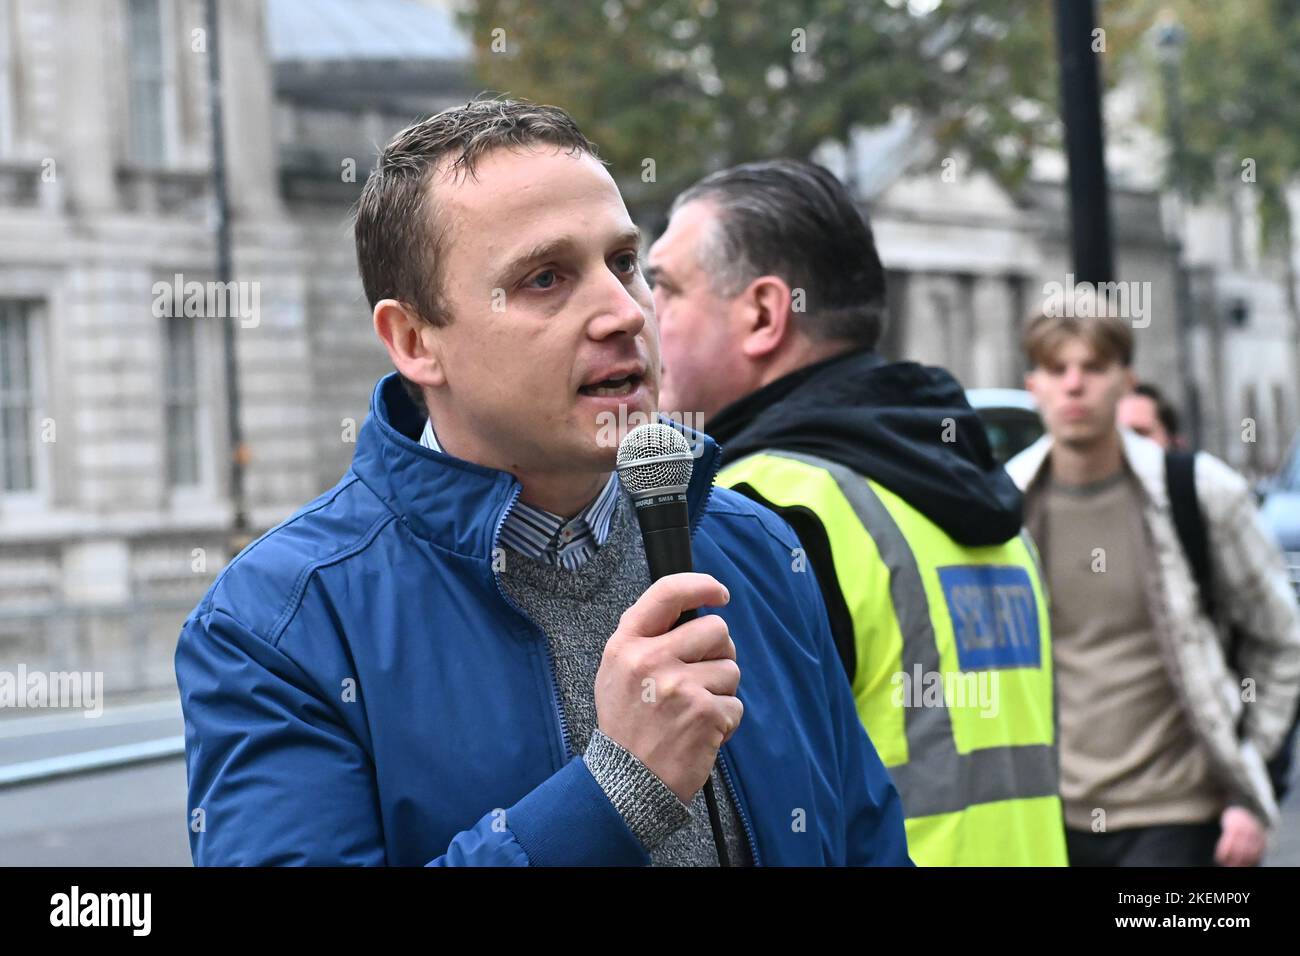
174 98 908 866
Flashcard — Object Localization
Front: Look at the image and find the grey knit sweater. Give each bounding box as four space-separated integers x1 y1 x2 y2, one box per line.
498 490 751 866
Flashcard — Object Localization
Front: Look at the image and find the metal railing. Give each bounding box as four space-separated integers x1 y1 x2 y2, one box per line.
0 735 185 790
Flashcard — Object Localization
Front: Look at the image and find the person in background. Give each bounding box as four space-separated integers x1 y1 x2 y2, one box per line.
1120 379 1300 803
1118 382 1183 450
1008 312 1300 866
648 158 1067 867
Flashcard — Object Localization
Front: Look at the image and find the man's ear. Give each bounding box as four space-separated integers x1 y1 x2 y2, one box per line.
373 299 446 388
739 275 794 361
1122 365 1137 394
1023 370 1038 397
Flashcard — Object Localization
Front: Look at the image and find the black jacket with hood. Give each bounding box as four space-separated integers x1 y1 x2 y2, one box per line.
708 346 1026 681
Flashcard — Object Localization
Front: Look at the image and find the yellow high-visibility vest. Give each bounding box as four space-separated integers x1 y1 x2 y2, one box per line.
721 450 1067 867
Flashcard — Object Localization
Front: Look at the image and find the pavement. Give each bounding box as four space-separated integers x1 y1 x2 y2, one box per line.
0 690 1297 866
0 693 191 866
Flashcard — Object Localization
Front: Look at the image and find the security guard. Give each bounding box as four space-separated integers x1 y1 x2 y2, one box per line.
647 158 1066 866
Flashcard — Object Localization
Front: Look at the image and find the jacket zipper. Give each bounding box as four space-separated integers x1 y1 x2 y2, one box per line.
694 440 761 864
489 485 573 762
717 747 760 865
490 444 763 862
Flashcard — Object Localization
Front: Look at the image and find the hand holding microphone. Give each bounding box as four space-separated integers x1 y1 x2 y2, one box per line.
594 572 742 804
589 423 739 864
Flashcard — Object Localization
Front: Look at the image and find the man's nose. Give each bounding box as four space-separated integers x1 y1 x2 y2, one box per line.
1062 367 1085 391
587 272 647 340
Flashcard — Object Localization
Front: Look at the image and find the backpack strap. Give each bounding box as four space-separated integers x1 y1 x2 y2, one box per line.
1165 449 1218 622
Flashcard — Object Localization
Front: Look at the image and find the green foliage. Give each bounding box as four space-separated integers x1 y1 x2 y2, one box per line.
460 0 1059 209
1165 0 1300 242
460 0 1299 239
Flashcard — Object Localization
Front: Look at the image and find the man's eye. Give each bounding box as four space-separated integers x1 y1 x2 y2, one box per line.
614 252 639 275
528 270 558 289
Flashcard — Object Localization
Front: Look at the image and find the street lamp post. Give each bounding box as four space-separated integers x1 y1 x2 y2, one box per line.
1053 0 1115 287
204 0 250 550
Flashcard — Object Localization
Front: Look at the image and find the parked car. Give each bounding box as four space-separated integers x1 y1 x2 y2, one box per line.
966 388 1044 466
1259 431 1300 603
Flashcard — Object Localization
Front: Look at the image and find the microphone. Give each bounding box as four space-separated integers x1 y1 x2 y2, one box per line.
615 422 731 867
615 422 697 589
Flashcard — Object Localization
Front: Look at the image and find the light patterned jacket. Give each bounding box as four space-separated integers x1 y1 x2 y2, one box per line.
1007 428 1300 826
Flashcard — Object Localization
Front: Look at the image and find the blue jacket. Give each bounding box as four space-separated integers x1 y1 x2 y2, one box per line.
175 373 910 866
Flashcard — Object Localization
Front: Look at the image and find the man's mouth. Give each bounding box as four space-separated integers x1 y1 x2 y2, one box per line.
578 372 643 398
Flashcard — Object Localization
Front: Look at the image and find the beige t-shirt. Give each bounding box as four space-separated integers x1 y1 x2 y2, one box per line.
1032 470 1223 831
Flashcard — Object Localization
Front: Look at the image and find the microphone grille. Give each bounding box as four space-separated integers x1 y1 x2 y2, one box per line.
616 423 694 494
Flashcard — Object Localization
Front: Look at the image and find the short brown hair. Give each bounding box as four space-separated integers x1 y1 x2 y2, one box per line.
1022 312 1134 369
354 98 601 408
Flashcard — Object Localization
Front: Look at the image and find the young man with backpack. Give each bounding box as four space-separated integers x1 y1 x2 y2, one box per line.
1007 313 1300 866
1121 380 1300 804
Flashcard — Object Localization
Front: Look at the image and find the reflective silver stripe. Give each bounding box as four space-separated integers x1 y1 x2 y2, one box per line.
1018 527 1061 769
888 743 1059 818
765 451 1059 818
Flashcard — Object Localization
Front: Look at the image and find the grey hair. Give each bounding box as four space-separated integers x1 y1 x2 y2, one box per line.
669 159 888 347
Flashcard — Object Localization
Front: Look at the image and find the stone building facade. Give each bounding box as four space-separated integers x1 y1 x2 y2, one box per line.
0 0 472 694
0 0 1294 697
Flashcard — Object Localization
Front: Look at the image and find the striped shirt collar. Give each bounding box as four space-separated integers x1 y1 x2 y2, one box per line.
419 417 620 570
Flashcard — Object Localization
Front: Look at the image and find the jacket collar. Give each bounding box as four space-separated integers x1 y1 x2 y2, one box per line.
349 373 723 559
1005 426 1170 509
706 346 884 451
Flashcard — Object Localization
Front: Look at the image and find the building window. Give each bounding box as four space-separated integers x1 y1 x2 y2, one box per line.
126 0 167 166
163 314 199 487
1006 274 1028 383
0 0 13 157
0 300 35 493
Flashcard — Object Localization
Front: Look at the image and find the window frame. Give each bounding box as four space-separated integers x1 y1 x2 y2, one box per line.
123 0 180 169
0 0 14 157
155 285 221 511
0 298 49 510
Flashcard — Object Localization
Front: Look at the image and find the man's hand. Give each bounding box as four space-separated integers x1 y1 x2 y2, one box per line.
1215 806 1267 867
594 572 742 804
